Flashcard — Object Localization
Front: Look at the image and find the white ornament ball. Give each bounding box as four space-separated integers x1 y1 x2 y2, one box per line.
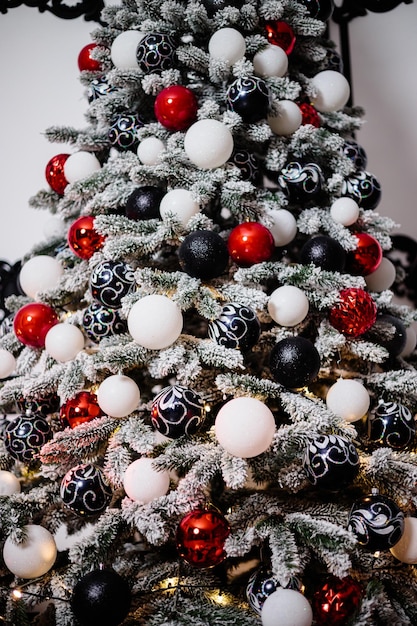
268 286 309 327
326 378 370 423
263 209 297 247
268 100 302 136
330 197 360 226
160 188 200 227
110 30 144 68
0 349 16 379
365 257 396 292
97 374 140 418
123 457 170 503
3 524 57 579
137 136 165 165
128 295 183 350
208 28 246 66
215 396 276 458
390 517 417 563
311 70 351 113
261 589 313 626
45 323 85 363
253 44 288 78
184 119 234 169
400 325 417 357
64 151 101 184
0 470 21 496
19 255 63 298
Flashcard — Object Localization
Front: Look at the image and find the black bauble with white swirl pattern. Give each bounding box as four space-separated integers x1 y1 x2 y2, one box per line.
226 76 270 124
368 400 416 450
303 434 360 490
342 170 381 210
342 139 368 170
230 150 262 185
60 463 112 516
348 493 404 552
90 260 135 309
5 413 52 464
278 160 324 202
208 303 261 352
82 302 127 343
151 385 204 439
108 113 144 151
136 33 177 74
88 76 117 103
246 566 300 615
17 393 60 417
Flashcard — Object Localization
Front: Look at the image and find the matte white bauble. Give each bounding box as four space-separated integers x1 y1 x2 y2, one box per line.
261 588 313 626
45 323 85 362
160 189 200 227
97 374 140 418
264 209 297 247
137 136 165 165
268 285 309 327
184 119 234 169
128 295 183 350
311 70 350 113
123 457 170 503
0 349 16 379
208 28 246 66
64 151 101 184
390 517 417 563
326 378 370 423
0 470 21 496
268 100 302 136
3 524 57 579
400 326 417 357
365 257 396 292
330 197 360 226
110 30 144 68
215 396 276 458
253 44 288 78
19 255 63 298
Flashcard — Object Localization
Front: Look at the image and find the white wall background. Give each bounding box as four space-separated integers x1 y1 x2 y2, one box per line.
1 2 417 263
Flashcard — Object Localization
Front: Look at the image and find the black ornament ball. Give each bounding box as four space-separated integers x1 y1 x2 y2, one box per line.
277 160 324 203
5 413 52 464
136 33 177 74
368 399 416 450
125 185 165 221
90 260 135 309
230 150 262 185
348 492 404 552
179 230 229 279
17 393 60 417
71 568 131 626
342 171 381 210
323 48 344 73
226 76 270 124
300 0 334 20
61 463 112 516
300 235 346 272
342 139 368 170
246 566 301 615
82 302 127 343
270 336 321 388
208 303 261 352
374 314 407 357
108 113 144 151
303 434 360 490
88 76 117 102
151 384 204 438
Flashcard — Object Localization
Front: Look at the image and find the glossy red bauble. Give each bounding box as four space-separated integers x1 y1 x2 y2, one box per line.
299 102 321 128
68 215 105 260
176 508 230 568
346 232 383 276
154 85 198 131
45 153 70 195
78 43 102 72
329 288 377 338
13 303 59 349
228 222 275 267
312 575 362 626
60 391 103 429
264 20 296 55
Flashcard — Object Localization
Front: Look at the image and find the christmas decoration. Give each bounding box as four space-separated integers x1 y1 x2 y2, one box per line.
400 326 417 357
229 150 262 184
277 160 324 202
226 76 270 124
300 235 346 271
137 136 165 164
71 568 131 626
373 313 407 356
89 260 135 308
125 185 165 221
60 391 103 429
61 463 112 516
390 516 417 563
365 257 396 292
5 413 52 464
45 322 85 362
13 302 59 348
64 151 101 183
342 139 368 170
228 222 275 267
128 294 183 350
261 588 313 626
247 567 301 615
268 100 303 136
19 255 63 298
346 232 383 276
184 119 234 169
301 0 334 21
136 32 177 73
312 575 362 626
108 113 144 151
0 470 20 495
208 302 261 351
270 336 321 388
45 153 69 195
0 348 16 379
268 285 309 327
154 85 198 131
160 188 200 226
329 288 377 337
151 384 204 438
326 378 370 423
17 393 60 416
123 457 171 503
82 302 127 342
97 374 140 418
368 399 416 450
330 196 360 226
176 508 230 568
208 27 246 65
68 215 105 259
263 208 297 247
299 102 321 127
2 524 57 579
342 171 382 210
88 76 117 101
253 44 288 78
303 434 360 489
263 20 296 55
311 70 350 112
348 492 405 552
110 30 144 68
78 43 103 72
178 229 229 279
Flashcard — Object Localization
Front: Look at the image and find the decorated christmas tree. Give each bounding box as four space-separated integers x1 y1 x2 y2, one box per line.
1 1 417 624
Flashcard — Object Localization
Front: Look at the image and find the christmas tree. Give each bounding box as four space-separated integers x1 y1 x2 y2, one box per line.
1 0 417 624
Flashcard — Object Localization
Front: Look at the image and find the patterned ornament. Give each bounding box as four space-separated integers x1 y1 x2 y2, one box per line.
17 393 60 417
312 575 362 626
176 508 230 568
60 463 112 516
125 185 165 221
82 302 127 343
246 566 300 615
154 85 198 131
368 399 416 450
342 171 381 210
13 303 59 349
303 434 360 490
88 76 117 102
179 230 229 279
300 0 334 20
229 150 262 184
348 492 405 552
151 385 204 438
108 113 144 151
299 102 320 127
136 33 177 74
5 413 52 464
300 235 346 272
226 76 270 124
329 288 377 338
89 260 135 309
208 303 261 352
228 222 275 267
342 139 367 170
71 568 131 626
270 336 321 388
68 215 105 260
346 232 382 276
78 43 102 72
277 161 324 203
264 20 296 55
60 391 103 429
45 153 70 195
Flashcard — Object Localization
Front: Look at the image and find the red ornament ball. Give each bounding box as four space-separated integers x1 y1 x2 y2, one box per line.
264 20 296 55
228 222 275 267
299 102 321 128
68 215 105 260
329 288 377 338
154 85 198 131
78 43 102 72
60 391 103 429
176 508 230 568
346 232 383 276
312 575 362 626
45 153 70 195
13 303 59 349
